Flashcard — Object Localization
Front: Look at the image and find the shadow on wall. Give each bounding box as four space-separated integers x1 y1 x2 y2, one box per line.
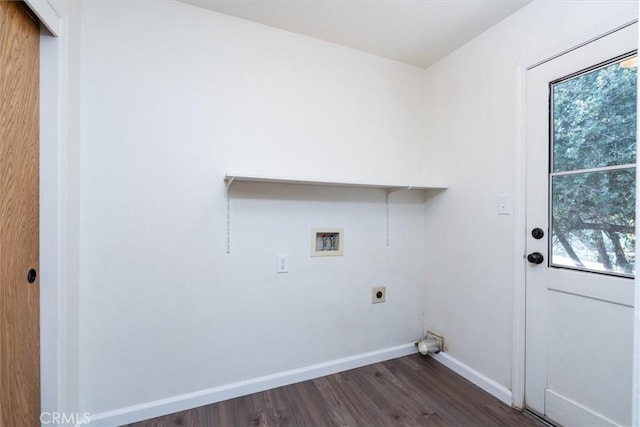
227 181 442 205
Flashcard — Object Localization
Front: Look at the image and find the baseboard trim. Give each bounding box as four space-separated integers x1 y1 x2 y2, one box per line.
85 343 418 426
431 352 512 406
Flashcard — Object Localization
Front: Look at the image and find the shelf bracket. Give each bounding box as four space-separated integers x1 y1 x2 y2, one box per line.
384 188 412 246
225 177 235 254
225 176 235 190
385 189 391 246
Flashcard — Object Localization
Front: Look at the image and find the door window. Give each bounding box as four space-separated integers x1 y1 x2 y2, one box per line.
550 53 637 276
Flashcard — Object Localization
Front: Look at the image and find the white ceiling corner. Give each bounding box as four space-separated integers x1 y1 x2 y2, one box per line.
178 0 532 68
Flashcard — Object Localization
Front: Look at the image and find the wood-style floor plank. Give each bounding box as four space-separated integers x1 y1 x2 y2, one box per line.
124 354 543 427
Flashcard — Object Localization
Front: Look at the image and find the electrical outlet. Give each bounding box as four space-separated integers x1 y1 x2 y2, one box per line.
372 286 386 303
276 254 289 273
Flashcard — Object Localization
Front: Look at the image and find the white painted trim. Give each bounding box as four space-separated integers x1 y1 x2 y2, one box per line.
431 352 512 406
511 64 527 411
40 26 62 418
24 0 60 36
85 344 418 427
56 14 76 415
634 229 640 426
633 35 640 427
522 12 638 71
39 4 82 416
545 389 618 427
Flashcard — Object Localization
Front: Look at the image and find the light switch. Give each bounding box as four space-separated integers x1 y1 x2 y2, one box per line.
497 194 513 215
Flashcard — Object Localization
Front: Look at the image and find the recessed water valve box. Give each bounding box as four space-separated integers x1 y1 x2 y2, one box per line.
311 229 343 257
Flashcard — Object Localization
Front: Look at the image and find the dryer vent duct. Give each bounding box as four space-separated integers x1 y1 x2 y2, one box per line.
416 331 443 355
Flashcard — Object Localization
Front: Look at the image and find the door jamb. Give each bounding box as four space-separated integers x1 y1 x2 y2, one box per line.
511 63 527 410
22 0 66 419
40 25 61 418
511 15 639 421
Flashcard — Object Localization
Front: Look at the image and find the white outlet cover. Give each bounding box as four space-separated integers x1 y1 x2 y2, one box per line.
276 254 289 273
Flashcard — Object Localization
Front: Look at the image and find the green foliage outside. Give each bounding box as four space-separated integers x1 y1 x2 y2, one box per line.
552 58 637 275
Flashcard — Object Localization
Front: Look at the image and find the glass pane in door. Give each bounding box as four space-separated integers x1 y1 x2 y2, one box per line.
550 53 637 277
551 168 635 275
553 55 637 172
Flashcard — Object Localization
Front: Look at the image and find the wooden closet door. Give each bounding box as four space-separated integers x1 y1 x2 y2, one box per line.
0 1 40 425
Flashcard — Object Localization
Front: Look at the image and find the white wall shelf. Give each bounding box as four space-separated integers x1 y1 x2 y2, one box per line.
223 173 447 253
224 173 447 191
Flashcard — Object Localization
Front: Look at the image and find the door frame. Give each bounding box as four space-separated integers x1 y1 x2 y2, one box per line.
32 0 62 418
21 0 81 419
512 13 639 423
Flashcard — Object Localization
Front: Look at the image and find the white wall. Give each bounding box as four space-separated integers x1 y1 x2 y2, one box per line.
78 0 431 417
422 0 638 390
69 0 640 420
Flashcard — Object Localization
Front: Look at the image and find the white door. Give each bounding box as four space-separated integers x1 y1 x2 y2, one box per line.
525 23 637 426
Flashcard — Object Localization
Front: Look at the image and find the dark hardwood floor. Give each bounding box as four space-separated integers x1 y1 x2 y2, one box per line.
125 354 543 427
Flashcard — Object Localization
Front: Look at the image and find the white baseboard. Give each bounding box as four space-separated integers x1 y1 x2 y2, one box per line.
431 352 512 405
85 343 418 427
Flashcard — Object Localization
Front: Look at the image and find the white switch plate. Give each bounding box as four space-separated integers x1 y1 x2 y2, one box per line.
497 194 513 215
276 254 289 273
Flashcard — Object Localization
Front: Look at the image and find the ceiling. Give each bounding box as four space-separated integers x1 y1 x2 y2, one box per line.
180 0 531 69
